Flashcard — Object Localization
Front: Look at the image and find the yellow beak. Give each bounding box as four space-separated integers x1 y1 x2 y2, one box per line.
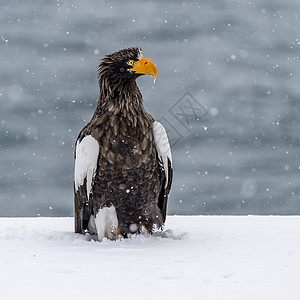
131 58 157 82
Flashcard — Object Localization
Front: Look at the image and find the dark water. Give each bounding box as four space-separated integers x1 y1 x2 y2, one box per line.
1 0 299 216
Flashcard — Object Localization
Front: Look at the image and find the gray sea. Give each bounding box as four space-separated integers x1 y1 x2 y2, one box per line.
1 0 299 216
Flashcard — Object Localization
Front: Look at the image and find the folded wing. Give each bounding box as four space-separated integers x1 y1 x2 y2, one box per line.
74 135 99 233
153 121 173 221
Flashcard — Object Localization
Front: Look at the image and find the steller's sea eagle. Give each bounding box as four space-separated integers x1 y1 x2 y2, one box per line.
74 47 173 241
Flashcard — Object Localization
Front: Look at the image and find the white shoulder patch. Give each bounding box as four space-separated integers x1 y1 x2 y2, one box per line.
74 135 99 199
153 121 172 187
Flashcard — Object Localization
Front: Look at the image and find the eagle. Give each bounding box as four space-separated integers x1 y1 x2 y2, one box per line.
74 47 173 241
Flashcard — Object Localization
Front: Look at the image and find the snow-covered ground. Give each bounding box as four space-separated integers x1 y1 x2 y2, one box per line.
0 216 299 300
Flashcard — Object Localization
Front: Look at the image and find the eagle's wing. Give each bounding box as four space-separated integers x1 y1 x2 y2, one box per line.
153 121 173 222
74 135 99 233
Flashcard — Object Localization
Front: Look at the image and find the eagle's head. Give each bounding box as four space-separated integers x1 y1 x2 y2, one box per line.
98 47 157 89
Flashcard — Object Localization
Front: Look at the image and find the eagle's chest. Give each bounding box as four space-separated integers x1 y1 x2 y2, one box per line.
91 116 160 208
95 115 156 170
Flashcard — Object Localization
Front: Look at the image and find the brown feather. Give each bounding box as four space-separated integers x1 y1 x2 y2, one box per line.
74 47 172 237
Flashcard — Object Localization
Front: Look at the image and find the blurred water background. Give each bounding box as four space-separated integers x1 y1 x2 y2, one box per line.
1 0 299 216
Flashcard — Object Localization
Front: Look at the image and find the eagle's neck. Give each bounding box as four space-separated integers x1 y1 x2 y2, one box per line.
93 76 151 123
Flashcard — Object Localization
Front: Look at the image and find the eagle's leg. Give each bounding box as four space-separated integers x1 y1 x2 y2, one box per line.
94 205 119 241
87 215 97 235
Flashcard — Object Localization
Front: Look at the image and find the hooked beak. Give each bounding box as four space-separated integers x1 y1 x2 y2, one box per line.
131 58 157 82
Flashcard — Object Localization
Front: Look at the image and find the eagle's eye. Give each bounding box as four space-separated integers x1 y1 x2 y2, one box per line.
127 60 134 66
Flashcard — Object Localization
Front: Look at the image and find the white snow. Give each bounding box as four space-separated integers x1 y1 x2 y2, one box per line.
0 216 299 300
